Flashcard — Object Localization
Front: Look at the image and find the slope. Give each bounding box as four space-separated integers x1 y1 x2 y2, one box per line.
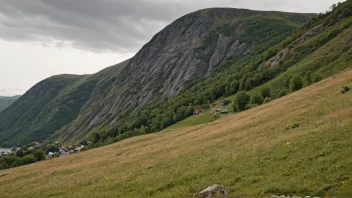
0 69 350 198
0 60 129 147
0 95 20 112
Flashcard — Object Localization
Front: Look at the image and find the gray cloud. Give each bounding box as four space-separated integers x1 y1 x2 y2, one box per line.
0 0 340 53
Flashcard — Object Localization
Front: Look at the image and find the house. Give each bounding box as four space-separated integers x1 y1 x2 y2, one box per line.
221 100 231 106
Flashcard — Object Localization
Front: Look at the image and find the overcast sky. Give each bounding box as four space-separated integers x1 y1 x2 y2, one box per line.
0 0 342 96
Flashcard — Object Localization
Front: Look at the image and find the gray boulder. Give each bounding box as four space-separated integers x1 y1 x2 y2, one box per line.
194 184 230 198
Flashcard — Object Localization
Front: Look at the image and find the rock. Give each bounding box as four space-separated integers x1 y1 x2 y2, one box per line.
194 184 230 198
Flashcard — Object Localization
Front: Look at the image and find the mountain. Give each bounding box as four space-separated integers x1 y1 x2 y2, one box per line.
1 0 351 147
0 95 21 112
0 8 314 146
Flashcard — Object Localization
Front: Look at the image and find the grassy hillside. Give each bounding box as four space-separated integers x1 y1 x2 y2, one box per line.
0 69 351 198
0 95 20 112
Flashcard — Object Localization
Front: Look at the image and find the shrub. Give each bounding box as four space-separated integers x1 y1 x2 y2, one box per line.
261 87 272 98
250 92 264 105
234 91 251 112
291 123 300 129
11 155 37 167
16 150 25 158
277 89 287 98
33 150 46 161
245 104 259 110
263 97 272 104
312 73 323 83
289 74 303 91
90 132 101 143
304 70 312 86
341 86 350 94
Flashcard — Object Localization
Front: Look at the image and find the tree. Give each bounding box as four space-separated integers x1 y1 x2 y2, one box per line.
277 89 287 98
16 150 25 158
250 92 264 105
304 70 312 85
11 155 37 167
33 150 46 161
312 73 323 83
239 77 246 91
230 80 239 94
244 77 253 91
330 3 337 11
263 97 272 104
289 73 303 91
90 132 101 143
43 144 59 154
234 91 251 112
261 87 272 98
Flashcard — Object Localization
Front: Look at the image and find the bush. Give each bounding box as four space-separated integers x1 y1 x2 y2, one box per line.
289 74 303 91
312 73 323 83
16 150 25 158
263 97 272 104
261 87 272 98
33 150 46 161
250 92 264 105
234 91 251 112
11 155 37 167
341 86 350 94
43 144 59 154
90 132 101 143
245 104 259 110
304 70 312 86
277 89 287 98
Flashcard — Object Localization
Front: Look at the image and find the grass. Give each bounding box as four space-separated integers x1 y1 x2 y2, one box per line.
0 70 351 198
166 112 218 130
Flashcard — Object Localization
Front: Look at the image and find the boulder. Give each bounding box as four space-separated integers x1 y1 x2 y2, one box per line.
194 184 230 198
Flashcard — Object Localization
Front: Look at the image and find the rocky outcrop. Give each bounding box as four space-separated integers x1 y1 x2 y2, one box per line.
194 184 230 198
271 195 320 198
258 25 325 70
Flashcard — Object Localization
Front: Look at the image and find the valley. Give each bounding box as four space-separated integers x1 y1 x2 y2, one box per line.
0 1 351 197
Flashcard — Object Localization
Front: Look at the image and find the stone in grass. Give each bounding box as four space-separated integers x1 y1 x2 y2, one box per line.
194 184 230 198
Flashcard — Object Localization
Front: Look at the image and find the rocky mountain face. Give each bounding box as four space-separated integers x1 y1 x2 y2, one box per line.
0 8 314 146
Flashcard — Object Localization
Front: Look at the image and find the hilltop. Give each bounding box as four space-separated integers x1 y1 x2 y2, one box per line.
0 69 350 197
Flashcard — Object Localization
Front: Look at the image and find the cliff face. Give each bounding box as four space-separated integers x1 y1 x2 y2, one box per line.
0 8 314 146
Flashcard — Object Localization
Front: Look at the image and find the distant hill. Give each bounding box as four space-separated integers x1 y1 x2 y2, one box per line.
0 95 21 112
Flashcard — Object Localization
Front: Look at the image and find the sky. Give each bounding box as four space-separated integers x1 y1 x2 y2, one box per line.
0 0 342 96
